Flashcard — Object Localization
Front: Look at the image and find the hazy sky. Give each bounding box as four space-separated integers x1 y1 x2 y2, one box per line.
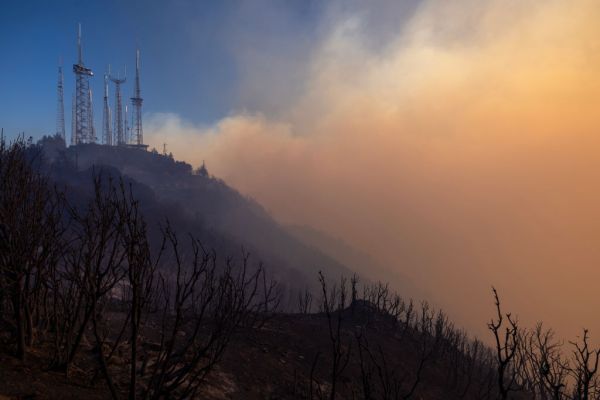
3 0 600 340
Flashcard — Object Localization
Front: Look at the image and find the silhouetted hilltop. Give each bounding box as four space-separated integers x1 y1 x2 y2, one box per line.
38 137 355 304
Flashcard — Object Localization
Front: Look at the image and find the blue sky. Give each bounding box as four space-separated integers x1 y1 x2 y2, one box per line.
0 0 326 140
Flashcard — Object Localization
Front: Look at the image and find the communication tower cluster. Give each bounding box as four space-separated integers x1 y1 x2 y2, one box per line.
56 24 147 149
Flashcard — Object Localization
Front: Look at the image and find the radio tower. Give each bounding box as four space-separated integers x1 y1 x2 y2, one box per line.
102 70 112 145
110 68 126 145
88 88 96 142
72 23 94 145
130 49 144 146
124 104 130 144
56 60 66 142
71 93 76 145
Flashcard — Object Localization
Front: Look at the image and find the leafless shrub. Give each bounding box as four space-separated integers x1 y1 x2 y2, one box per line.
517 323 569 399
568 329 600 400
298 288 313 314
314 272 352 400
50 174 128 373
0 139 66 360
91 218 280 399
486 290 600 400
353 300 442 399
488 287 520 399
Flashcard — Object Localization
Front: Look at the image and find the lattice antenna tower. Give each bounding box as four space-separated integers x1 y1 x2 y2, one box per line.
56 58 66 142
72 23 94 145
102 66 113 145
71 93 76 145
88 88 96 142
110 67 126 145
124 104 130 144
130 49 144 145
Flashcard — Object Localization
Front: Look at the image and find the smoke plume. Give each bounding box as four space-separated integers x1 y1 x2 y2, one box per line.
146 0 600 339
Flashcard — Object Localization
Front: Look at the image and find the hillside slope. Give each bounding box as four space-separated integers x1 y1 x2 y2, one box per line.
286 225 427 300
0 303 500 400
39 139 357 303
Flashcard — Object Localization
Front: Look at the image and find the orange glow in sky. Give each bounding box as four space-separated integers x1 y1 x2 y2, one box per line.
147 0 600 339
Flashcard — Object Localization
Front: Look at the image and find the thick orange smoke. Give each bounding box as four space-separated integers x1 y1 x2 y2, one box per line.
146 0 600 339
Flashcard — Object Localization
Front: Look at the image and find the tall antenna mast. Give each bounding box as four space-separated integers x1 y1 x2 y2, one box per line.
71 92 76 145
124 104 129 144
77 23 83 65
88 88 96 142
56 58 66 142
102 67 113 145
110 67 127 145
72 23 94 145
130 49 144 146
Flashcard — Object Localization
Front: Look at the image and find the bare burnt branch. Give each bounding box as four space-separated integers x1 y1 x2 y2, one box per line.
488 287 520 400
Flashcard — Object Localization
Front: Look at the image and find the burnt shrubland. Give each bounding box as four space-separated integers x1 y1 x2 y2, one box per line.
1 138 599 399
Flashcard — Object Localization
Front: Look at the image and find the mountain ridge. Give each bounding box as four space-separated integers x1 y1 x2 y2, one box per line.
38 137 360 306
